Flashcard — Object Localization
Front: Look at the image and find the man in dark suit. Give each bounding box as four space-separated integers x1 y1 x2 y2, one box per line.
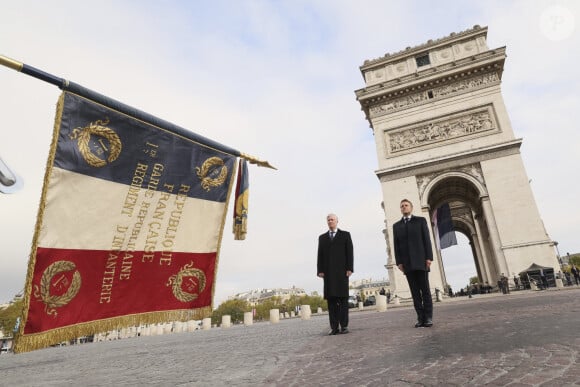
393 199 434 328
317 213 354 335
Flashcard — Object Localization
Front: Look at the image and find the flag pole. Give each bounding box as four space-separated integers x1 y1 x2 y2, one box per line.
0 54 275 169
0 55 67 88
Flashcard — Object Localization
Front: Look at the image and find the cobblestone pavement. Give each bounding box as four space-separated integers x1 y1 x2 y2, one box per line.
1 288 579 386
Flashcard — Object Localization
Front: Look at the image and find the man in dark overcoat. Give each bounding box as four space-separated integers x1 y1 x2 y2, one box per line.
393 199 434 327
317 213 354 335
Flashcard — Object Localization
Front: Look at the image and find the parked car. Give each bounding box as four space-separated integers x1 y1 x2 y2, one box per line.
363 295 376 306
348 296 357 308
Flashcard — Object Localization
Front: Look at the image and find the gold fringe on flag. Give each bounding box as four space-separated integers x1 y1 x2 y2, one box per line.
14 95 65 353
14 307 212 353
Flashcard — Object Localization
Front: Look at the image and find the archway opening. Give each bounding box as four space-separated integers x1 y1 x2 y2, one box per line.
439 232 477 295
426 174 495 294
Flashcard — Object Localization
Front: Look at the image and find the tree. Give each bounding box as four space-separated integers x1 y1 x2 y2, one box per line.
211 294 328 324
248 295 327 321
253 297 281 321
569 254 580 267
0 298 23 336
298 294 326 312
211 299 250 325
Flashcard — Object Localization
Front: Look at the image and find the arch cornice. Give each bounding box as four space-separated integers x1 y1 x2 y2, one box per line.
420 171 488 209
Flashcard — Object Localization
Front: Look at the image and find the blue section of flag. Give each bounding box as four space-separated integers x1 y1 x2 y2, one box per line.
436 202 457 249
54 92 235 203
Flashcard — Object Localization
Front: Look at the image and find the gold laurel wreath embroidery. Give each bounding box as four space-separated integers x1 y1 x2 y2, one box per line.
69 119 122 167
167 262 206 302
33 261 81 317
196 157 228 191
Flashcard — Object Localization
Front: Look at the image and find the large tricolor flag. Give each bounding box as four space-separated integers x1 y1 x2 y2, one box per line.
16 92 239 352
432 202 457 250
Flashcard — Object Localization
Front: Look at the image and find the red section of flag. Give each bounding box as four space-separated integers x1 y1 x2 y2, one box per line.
24 247 216 334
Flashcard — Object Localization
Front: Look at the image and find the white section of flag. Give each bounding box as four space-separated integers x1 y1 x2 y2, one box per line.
38 167 225 252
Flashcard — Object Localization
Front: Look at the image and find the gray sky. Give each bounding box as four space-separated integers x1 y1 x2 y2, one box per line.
1 0 578 305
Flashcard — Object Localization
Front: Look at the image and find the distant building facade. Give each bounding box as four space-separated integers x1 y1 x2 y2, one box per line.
351 278 390 298
230 286 307 306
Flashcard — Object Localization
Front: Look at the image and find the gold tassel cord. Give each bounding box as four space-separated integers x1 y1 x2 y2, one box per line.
239 153 277 170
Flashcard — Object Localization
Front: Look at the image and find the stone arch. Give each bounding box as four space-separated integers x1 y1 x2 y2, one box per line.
358 27 560 299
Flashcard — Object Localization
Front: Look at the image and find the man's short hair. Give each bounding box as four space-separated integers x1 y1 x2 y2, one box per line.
400 199 413 207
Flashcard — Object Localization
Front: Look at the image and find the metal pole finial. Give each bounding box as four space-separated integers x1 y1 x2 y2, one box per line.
0 55 23 71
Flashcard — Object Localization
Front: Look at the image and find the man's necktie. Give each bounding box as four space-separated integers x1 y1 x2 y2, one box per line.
330 231 335 239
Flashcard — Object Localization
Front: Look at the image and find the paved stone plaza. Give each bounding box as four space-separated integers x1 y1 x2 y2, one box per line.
1 288 579 386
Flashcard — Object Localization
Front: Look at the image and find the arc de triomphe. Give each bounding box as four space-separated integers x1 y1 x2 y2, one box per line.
355 25 559 298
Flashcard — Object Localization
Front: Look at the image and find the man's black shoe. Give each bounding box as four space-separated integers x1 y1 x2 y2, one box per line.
328 329 339 335
340 327 349 334
414 321 424 328
423 319 433 327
